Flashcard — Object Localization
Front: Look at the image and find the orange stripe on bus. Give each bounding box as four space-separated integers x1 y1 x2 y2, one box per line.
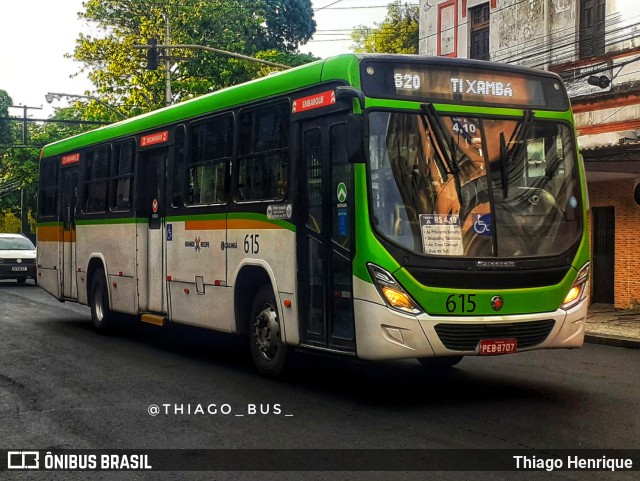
38 226 63 242
184 220 226 231
185 220 285 231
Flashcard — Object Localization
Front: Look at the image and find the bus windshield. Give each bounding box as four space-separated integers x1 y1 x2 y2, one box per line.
367 110 583 258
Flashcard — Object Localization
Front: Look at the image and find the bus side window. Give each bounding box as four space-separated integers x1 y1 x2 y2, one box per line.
110 140 135 211
39 158 59 218
237 102 289 201
171 125 186 208
83 145 111 213
186 116 232 206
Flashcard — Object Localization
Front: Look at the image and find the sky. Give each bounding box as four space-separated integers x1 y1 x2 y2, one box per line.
0 0 398 118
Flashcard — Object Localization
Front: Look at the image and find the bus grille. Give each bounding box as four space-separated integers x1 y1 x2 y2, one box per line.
434 319 556 351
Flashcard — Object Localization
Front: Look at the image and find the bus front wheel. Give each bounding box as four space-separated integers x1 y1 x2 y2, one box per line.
249 285 288 377
90 269 113 335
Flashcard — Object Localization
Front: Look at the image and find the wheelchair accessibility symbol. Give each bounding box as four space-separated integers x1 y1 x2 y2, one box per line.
473 214 492 235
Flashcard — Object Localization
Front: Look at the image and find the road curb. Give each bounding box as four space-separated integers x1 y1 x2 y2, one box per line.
584 334 640 349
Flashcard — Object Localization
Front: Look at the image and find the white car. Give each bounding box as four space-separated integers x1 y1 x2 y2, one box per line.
0 233 37 285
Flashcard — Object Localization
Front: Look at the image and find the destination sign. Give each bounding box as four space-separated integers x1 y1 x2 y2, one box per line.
140 130 169 147
292 90 336 114
61 153 80 165
361 60 569 111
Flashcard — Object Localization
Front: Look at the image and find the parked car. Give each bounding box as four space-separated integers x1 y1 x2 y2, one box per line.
0 233 37 285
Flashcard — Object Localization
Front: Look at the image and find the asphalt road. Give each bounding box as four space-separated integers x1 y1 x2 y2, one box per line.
0 281 638 480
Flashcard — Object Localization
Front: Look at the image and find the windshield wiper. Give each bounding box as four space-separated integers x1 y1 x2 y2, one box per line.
420 103 460 175
499 132 509 198
498 110 534 198
508 109 534 162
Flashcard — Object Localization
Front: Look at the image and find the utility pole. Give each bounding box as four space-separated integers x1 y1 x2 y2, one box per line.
9 105 42 235
164 10 172 106
10 105 43 144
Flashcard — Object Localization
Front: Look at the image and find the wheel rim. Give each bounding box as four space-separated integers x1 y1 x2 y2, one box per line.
253 304 280 361
95 288 105 322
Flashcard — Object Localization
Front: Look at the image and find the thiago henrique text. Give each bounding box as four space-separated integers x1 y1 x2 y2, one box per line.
514 455 634 472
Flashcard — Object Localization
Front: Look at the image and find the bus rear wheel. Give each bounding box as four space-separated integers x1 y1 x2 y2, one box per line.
90 268 113 335
249 285 288 377
417 356 463 369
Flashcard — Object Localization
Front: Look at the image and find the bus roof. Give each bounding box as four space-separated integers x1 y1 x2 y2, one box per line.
40 53 565 159
40 53 362 159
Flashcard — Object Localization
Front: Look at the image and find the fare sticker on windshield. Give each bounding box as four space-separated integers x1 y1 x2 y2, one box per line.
420 214 463 256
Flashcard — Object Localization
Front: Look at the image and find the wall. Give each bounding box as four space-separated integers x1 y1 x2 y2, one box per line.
588 178 640 309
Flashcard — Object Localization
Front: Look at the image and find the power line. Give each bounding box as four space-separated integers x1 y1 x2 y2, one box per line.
314 0 345 11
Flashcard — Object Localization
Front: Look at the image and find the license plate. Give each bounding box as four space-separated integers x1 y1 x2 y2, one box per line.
479 338 517 355
12 266 27 272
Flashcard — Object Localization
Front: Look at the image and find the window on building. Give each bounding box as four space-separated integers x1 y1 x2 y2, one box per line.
580 0 606 59
470 3 490 61
237 102 289 201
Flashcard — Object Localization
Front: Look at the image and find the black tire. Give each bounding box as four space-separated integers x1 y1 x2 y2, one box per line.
417 356 463 369
16 278 27 285
249 285 288 377
90 268 113 335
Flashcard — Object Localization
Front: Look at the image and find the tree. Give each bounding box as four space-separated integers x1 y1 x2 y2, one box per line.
351 2 419 54
0 106 92 226
0 90 13 145
70 0 317 119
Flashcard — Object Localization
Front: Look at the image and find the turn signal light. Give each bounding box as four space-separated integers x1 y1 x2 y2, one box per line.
562 263 589 309
381 286 416 311
562 286 582 306
367 263 422 315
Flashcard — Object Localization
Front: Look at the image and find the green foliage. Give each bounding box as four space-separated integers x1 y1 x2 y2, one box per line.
0 210 21 233
0 105 90 216
70 0 317 119
0 90 13 145
351 2 419 54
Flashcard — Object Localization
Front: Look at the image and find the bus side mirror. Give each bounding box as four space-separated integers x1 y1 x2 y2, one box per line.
346 114 364 163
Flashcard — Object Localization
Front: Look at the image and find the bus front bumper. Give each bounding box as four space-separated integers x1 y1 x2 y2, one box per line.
354 298 588 361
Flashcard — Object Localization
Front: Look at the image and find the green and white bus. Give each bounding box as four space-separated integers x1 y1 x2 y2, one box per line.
37 54 590 376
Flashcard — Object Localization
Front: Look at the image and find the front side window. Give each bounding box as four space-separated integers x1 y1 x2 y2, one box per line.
368 110 582 258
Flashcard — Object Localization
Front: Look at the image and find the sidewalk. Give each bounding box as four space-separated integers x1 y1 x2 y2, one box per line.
585 303 640 349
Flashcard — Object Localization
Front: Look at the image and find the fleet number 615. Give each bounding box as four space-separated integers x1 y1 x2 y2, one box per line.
446 294 476 313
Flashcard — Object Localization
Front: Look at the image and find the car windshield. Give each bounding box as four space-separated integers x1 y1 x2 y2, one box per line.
367 110 583 258
0 237 35 250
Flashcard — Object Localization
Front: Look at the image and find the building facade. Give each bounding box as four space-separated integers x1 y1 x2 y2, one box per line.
419 0 640 308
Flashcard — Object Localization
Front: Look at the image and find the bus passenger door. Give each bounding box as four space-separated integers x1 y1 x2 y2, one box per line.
61 169 78 299
299 116 355 352
138 147 167 314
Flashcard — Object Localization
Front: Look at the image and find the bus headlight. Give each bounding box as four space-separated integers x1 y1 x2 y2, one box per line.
367 263 423 315
562 263 589 310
